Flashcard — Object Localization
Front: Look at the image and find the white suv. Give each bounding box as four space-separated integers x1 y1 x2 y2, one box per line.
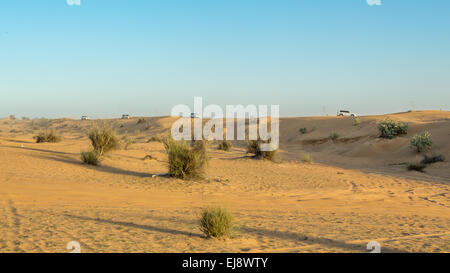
337 110 357 117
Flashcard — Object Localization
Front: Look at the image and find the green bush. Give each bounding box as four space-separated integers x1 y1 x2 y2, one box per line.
246 138 277 161
88 126 119 156
200 206 233 239
301 154 313 163
164 138 207 180
81 150 100 165
353 116 361 126
218 140 232 151
299 128 307 134
329 131 339 140
378 118 408 139
35 130 61 143
410 131 432 153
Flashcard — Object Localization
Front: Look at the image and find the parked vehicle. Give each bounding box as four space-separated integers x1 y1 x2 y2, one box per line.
81 116 90 120
122 114 130 119
337 110 357 117
190 113 200 118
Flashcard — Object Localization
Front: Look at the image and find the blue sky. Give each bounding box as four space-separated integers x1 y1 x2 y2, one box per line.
0 0 449 118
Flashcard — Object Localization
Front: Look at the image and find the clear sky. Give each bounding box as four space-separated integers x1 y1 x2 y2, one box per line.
1 0 449 118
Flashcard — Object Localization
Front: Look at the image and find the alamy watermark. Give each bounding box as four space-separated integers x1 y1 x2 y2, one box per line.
170 97 280 151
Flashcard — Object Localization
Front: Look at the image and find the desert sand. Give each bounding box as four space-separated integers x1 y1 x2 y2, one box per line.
0 110 449 253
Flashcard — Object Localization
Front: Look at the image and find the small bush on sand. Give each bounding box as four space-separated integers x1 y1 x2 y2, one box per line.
120 136 134 150
218 140 232 151
353 116 361 126
200 206 233 239
164 138 207 180
329 131 339 140
137 118 146 124
246 138 277 161
410 131 432 153
302 154 313 163
299 128 307 134
88 126 119 156
81 150 100 166
407 162 426 172
421 154 445 165
192 139 209 152
9 115 16 120
378 118 408 139
35 130 61 143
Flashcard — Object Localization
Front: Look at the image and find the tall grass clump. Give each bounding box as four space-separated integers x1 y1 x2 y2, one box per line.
35 130 61 143
329 131 339 140
88 126 119 156
81 150 100 166
163 138 207 180
353 116 361 126
218 140 232 151
410 131 432 153
378 118 408 139
299 128 307 134
246 138 277 161
200 206 233 239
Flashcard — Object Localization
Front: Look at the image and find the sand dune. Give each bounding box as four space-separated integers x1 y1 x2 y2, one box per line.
0 111 449 252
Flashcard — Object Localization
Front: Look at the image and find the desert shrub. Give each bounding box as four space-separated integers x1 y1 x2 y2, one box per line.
120 136 134 150
246 138 277 161
200 206 233 239
147 135 164 142
421 154 445 165
21 117 30 121
9 115 16 120
164 138 207 180
410 131 432 153
192 139 209 152
88 126 119 156
218 140 232 151
136 118 146 124
35 130 61 143
329 131 339 140
407 163 426 172
353 116 361 126
378 118 408 139
299 128 307 134
81 150 100 165
301 154 313 163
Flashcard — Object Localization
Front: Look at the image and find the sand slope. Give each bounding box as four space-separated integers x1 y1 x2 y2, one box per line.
0 111 449 253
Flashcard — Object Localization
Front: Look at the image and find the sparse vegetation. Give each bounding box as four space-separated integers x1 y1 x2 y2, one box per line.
378 118 408 139
88 126 119 156
147 135 164 142
407 162 426 172
329 131 339 140
301 154 313 163
200 206 233 239
410 131 432 153
421 154 445 165
353 116 361 126
163 138 207 180
299 128 307 134
21 117 30 121
246 138 278 161
9 115 16 120
35 130 61 143
81 150 100 166
137 118 146 124
218 140 232 151
120 136 134 150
